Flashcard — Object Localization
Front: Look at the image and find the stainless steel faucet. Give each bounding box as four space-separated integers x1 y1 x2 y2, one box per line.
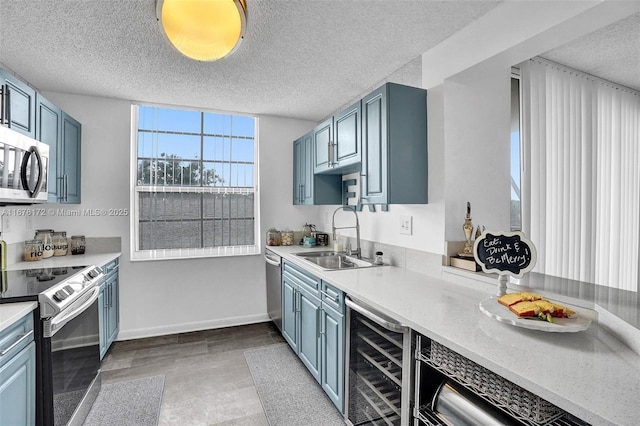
332 205 361 259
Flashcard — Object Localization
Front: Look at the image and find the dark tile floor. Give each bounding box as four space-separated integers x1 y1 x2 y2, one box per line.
101 321 286 426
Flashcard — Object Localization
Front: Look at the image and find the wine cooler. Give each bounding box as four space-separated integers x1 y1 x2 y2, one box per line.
345 297 413 426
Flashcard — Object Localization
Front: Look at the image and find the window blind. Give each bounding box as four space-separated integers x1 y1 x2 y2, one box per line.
131 105 258 260
521 58 640 291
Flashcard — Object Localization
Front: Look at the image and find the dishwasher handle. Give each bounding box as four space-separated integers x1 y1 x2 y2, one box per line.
346 297 408 333
264 252 281 267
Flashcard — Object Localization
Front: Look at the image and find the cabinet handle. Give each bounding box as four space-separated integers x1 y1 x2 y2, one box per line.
316 306 322 337
64 174 68 201
57 176 63 202
300 184 304 203
0 330 33 356
327 141 334 168
0 85 5 125
291 288 296 313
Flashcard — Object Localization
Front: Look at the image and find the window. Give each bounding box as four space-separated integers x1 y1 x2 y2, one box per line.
510 73 521 231
131 105 258 260
520 58 640 291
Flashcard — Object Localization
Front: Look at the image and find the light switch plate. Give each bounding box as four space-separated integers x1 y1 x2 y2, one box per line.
400 215 412 235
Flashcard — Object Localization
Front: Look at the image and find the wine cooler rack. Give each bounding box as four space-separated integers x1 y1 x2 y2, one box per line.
347 301 412 426
412 334 590 426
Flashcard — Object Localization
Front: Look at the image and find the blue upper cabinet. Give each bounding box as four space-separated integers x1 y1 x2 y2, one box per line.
293 131 341 205
314 101 361 175
60 112 81 203
0 69 37 138
36 94 62 203
313 117 332 172
37 99 82 204
360 83 427 210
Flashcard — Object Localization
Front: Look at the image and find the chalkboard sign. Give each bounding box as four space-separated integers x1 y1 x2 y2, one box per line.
473 231 537 278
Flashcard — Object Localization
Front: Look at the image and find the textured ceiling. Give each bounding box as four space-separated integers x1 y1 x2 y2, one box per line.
541 11 640 92
0 0 500 121
0 1 637 124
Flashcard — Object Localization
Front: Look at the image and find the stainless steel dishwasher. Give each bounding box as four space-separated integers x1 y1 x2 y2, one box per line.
264 248 282 333
345 296 414 426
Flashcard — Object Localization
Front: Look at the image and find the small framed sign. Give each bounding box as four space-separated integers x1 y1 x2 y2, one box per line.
473 231 537 278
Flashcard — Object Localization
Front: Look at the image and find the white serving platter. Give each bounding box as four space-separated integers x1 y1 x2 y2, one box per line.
479 296 592 332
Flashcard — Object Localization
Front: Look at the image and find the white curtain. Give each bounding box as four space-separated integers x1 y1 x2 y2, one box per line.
521 58 640 291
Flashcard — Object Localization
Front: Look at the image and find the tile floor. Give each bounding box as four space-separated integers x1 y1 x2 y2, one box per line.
100 321 286 425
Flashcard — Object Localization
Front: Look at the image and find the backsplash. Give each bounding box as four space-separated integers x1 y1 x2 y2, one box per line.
342 236 444 278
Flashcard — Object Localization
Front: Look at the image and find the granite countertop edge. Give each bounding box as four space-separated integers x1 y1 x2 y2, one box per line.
268 245 640 426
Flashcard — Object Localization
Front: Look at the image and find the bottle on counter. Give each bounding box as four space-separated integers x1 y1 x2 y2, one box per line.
52 231 68 256
266 228 281 246
34 229 54 258
70 235 86 255
0 232 6 270
24 240 43 261
281 229 294 246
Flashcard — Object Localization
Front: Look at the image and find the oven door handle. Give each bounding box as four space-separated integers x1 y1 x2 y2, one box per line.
345 297 408 333
48 286 100 337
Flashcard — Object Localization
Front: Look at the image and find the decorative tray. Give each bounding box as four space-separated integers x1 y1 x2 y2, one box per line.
479 296 592 332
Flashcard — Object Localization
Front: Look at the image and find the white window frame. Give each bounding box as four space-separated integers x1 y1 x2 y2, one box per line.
129 103 260 261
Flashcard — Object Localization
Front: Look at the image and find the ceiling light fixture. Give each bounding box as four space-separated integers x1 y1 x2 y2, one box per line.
156 0 247 61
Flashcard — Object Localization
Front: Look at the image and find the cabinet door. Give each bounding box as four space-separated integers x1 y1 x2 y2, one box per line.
360 87 388 206
298 286 321 384
333 101 361 169
281 277 298 353
301 132 314 203
293 137 304 205
313 117 333 173
98 285 108 359
106 275 119 346
61 112 81 203
0 342 36 426
36 95 62 202
321 303 344 413
0 70 36 138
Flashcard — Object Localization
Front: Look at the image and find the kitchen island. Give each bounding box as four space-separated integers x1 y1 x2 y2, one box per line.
267 245 640 426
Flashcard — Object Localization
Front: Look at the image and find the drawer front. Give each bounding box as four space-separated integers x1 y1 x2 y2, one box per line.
0 313 34 367
283 261 320 296
101 258 119 275
321 281 344 313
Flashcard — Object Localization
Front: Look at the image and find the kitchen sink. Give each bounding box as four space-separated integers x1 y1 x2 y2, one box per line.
292 251 384 270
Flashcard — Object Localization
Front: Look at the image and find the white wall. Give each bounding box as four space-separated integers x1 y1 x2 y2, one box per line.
19 93 318 339
8 1 634 339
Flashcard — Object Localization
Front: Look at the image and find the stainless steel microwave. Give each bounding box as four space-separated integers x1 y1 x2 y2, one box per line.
0 125 49 204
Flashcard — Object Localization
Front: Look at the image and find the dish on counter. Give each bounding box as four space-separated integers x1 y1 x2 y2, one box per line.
479 296 593 332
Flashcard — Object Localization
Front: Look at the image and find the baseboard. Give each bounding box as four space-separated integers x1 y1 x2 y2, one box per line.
115 313 271 341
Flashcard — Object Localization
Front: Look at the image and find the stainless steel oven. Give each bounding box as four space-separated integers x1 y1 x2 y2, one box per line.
345 296 413 426
1 264 104 425
41 280 102 426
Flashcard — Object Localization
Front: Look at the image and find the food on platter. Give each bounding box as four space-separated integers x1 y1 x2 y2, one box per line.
508 301 539 317
497 291 542 307
498 292 577 323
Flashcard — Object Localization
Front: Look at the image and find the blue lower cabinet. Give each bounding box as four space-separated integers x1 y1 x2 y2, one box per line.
280 260 346 414
0 340 36 426
282 277 299 353
99 259 120 359
298 286 321 384
321 303 344 413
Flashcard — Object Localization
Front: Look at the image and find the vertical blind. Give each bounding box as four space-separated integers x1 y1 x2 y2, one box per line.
132 105 258 260
521 58 640 291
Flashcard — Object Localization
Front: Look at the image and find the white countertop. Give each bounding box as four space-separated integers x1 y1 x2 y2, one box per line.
1 250 121 333
267 245 640 426
6 252 120 271
0 301 37 333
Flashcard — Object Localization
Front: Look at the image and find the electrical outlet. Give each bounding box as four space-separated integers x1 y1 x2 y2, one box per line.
400 215 412 235
25 215 33 230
